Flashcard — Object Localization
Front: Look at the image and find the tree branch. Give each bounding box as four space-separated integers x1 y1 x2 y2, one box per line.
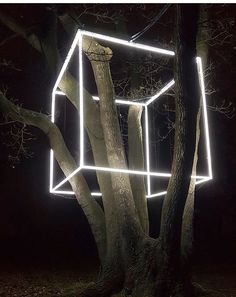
0 91 107 262
128 105 149 234
0 10 41 52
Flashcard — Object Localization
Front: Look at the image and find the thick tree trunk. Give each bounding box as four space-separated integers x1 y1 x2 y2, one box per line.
181 4 209 278
158 4 200 293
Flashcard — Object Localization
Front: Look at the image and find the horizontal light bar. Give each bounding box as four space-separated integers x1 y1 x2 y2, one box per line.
92 96 146 106
195 178 210 185
50 189 74 195
146 191 167 198
83 165 171 177
55 93 146 107
55 90 66 95
146 79 175 105
91 192 102 196
81 30 175 56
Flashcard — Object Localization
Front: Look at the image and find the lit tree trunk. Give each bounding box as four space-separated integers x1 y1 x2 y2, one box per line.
181 4 209 277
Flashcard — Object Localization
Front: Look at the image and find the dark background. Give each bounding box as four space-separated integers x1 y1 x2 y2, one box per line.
0 4 235 272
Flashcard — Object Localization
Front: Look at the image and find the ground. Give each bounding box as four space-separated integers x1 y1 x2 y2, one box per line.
0 263 235 297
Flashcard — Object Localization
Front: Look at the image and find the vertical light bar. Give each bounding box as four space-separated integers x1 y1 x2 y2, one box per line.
49 149 54 192
79 32 84 167
145 106 151 196
51 91 56 123
196 57 213 179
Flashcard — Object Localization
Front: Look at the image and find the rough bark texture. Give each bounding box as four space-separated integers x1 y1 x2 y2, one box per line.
128 105 149 234
159 4 200 288
181 4 209 273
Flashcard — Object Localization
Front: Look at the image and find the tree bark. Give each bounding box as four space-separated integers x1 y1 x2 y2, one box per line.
128 105 149 234
181 3 209 274
159 5 200 286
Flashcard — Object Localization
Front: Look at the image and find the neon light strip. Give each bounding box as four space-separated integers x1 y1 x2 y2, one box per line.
52 167 82 191
83 165 171 177
146 79 175 105
50 189 102 197
196 57 213 179
51 190 74 195
81 30 175 56
91 192 102 196
195 178 210 185
79 32 84 167
145 106 151 195
49 149 54 192
146 191 167 198
55 90 66 96
93 96 146 106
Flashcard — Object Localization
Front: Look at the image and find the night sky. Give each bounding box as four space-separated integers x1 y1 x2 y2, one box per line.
0 4 236 271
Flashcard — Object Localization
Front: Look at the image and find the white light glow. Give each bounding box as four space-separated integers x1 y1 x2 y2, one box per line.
91 192 102 196
79 32 84 167
83 165 171 177
145 106 151 196
196 57 213 179
146 79 175 105
82 30 175 56
50 29 212 199
52 167 82 192
92 96 146 106
146 191 167 198
49 149 54 192
55 90 66 96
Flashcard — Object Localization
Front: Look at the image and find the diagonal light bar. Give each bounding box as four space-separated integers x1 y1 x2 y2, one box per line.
82 30 175 56
196 57 213 179
146 79 175 105
52 167 82 192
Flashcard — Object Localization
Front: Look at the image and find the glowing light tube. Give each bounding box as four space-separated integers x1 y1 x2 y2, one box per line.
92 96 146 106
79 33 84 167
145 106 151 196
196 57 213 180
55 90 66 96
146 79 175 105
81 30 175 56
52 167 82 191
146 191 167 198
49 149 54 192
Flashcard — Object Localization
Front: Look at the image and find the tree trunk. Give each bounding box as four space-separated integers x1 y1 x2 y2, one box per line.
157 4 200 294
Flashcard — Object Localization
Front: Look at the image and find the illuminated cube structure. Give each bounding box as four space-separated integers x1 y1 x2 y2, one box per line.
49 30 212 198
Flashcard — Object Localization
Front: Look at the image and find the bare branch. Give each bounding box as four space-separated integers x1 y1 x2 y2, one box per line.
0 90 107 262
0 10 41 52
